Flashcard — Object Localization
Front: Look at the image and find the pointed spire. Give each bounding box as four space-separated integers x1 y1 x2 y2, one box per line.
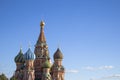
57 43 60 49
28 41 31 49
38 20 46 43
19 44 23 54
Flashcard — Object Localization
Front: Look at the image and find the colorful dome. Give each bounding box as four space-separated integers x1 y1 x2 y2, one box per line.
24 48 34 60
42 60 51 68
14 49 25 63
54 48 63 60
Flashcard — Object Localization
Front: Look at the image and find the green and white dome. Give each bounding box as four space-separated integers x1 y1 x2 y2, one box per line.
14 48 25 63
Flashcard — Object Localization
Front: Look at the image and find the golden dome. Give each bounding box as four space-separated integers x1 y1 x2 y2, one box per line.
40 20 45 28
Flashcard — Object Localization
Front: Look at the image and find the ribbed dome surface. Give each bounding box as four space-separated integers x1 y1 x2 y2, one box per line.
14 49 25 63
42 60 51 68
54 48 63 60
24 48 34 60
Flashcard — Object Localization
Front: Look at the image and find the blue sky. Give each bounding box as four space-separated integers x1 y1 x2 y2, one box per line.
0 0 120 80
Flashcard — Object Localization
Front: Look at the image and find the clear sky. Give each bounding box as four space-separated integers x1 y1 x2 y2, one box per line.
0 0 120 80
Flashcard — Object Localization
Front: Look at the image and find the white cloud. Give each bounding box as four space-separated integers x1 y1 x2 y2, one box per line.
105 74 120 78
83 66 96 71
99 65 114 70
66 69 79 73
83 65 114 71
90 74 120 80
113 74 120 77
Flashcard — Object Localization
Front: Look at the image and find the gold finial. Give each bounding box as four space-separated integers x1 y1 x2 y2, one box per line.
19 44 22 53
58 43 60 49
28 41 31 48
40 20 45 28
20 43 22 50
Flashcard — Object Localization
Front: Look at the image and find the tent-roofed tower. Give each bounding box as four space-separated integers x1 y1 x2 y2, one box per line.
14 48 25 80
51 48 65 80
34 21 50 80
23 48 35 80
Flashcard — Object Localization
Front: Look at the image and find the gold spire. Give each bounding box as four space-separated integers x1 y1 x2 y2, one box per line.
40 20 45 28
37 20 46 43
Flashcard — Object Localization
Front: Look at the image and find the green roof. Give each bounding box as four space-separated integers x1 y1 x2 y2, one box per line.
14 49 25 63
42 60 51 68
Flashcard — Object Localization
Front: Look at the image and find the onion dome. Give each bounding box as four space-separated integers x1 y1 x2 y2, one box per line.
14 48 25 63
24 48 34 60
42 60 51 68
54 48 63 60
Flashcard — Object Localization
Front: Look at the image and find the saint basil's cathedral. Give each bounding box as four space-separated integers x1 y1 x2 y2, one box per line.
14 21 65 80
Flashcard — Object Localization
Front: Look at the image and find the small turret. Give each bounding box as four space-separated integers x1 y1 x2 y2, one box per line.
42 60 51 80
23 48 35 80
51 48 65 80
14 48 25 80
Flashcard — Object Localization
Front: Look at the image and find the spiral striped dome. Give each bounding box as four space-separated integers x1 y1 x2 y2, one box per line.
14 49 25 63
